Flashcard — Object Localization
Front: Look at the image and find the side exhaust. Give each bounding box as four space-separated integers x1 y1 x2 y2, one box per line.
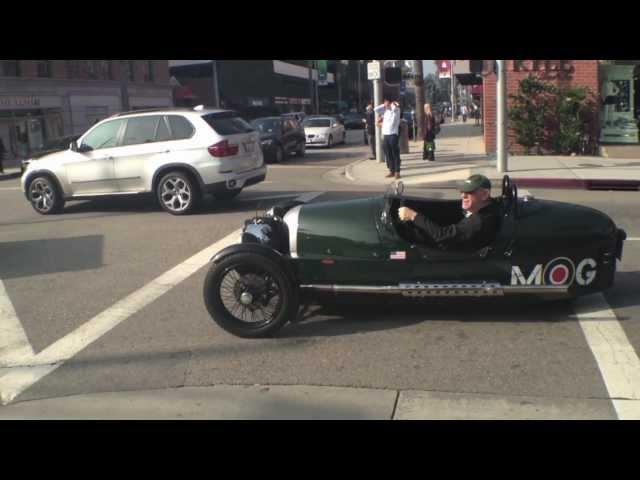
300 282 569 297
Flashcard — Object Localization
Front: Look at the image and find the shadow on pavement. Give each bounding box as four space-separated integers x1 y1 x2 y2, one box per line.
0 235 104 279
279 296 576 338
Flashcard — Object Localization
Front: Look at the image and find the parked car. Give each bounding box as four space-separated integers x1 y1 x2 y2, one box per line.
21 134 81 174
342 112 366 130
250 116 306 163
303 116 346 148
21 107 266 216
202 177 626 337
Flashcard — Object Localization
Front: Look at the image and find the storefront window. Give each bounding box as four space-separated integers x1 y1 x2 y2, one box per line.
1 60 20 77
144 61 154 82
36 60 51 78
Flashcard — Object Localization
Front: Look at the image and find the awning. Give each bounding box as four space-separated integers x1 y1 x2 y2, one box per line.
455 73 483 86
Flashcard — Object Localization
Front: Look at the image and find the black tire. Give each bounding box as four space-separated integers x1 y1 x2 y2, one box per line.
203 252 299 338
27 175 65 215
327 135 333 148
297 142 306 157
214 188 242 201
156 171 201 215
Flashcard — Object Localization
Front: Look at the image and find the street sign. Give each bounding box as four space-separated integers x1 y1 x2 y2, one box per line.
367 62 380 80
317 60 328 86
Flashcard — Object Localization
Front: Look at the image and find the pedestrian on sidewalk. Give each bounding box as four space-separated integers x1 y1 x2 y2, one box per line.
461 104 468 123
365 103 376 160
374 98 402 179
422 103 439 161
0 138 5 174
473 103 481 126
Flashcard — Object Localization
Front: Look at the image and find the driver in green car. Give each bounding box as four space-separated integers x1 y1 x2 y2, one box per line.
397 174 500 251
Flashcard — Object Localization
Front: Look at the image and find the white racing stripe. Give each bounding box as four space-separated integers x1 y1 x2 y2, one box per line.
572 293 640 419
0 191 325 405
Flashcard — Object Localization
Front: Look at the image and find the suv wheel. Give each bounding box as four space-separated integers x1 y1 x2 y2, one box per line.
28 176 65 215
157 171 200 215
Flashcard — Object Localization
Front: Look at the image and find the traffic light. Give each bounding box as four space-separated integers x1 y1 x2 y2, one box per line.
384 66 402 85
470 60 497 75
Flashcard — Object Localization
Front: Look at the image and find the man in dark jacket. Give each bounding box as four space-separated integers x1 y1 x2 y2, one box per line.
365 103 376 160
397 174 500 251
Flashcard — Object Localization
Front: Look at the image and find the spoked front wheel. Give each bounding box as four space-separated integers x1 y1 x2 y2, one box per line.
203 253 298 338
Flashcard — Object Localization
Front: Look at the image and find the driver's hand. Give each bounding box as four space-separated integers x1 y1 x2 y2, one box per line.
398 207 417 222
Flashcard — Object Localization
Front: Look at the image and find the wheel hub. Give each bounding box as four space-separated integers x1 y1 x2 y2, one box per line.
240 291 254 305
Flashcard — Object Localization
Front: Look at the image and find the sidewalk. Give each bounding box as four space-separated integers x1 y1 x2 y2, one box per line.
345 121 640 190
0 384 616 419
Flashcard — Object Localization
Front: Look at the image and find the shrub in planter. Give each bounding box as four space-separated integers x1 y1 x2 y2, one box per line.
509 75 555 155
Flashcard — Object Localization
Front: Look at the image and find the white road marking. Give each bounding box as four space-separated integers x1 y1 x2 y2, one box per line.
627 238 639 241
572 293 640 419
0 187 21 191
0 280 35 367
0 192 325 405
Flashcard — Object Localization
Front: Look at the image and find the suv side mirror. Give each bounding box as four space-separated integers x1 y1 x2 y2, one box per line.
70 140 78 152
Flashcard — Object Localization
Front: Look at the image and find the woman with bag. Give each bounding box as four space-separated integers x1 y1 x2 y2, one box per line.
422 103 439 161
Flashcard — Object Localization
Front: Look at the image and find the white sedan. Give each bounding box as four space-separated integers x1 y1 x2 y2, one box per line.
303 116 346 148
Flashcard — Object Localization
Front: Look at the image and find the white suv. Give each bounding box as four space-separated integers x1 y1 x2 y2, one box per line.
21 107 266 215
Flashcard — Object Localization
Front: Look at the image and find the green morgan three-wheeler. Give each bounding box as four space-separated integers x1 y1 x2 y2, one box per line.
203 176 627 338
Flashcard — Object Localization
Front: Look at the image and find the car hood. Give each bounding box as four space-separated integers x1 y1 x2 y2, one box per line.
25 149 70 168
294 197 383 258
304 127 331 135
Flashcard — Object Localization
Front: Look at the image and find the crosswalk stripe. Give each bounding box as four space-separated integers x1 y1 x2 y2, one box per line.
572 293 640 419
0 192 325 405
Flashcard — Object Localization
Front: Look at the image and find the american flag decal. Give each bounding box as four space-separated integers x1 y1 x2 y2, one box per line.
390 251 406 260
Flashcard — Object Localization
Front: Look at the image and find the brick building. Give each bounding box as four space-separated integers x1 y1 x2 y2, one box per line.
0 60 171 163
479 60 640 156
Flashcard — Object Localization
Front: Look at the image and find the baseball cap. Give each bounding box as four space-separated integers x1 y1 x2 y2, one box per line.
459 174 492 193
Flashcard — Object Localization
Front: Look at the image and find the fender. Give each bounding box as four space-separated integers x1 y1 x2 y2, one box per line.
23 169 67 200
211 243 298 283
152 163 206 192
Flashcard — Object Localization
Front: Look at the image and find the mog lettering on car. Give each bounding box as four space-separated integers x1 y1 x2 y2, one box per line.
511 257 597 286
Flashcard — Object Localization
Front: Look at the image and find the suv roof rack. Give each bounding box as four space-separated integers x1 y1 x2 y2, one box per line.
111 107 192 117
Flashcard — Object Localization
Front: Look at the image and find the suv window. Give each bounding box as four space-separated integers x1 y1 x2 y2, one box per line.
122 116 162 146
81 119 125 150
202 113 254 135
156 117 172 141
167 115 195 140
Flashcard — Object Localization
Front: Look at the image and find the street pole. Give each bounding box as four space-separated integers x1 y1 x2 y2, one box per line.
373 60 384 164
496 59 508 172
337 62 342 112
414 60 425 140
308 60 314 114
450 61 455 122
211 60 220 108
315 61 320 114
119 60 130 112
357 60 362 111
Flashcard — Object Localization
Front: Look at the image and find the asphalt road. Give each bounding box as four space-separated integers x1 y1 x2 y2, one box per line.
1 128 639 418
